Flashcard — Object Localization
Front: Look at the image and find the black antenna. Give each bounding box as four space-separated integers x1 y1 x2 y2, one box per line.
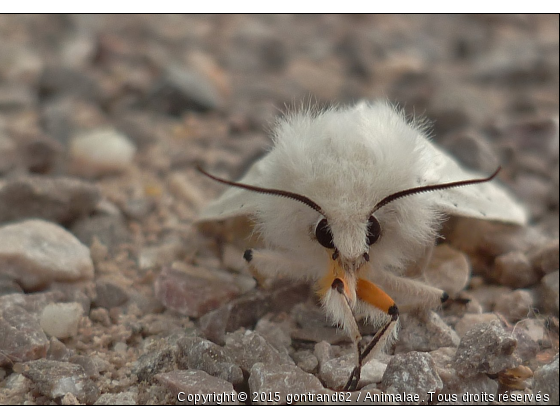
372 166 501 213
197 165 326 216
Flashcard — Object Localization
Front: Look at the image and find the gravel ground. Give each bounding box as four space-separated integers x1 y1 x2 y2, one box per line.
0 14 558 405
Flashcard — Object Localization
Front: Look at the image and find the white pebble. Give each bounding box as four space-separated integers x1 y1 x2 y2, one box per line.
70 128 136 177
40 303 84 339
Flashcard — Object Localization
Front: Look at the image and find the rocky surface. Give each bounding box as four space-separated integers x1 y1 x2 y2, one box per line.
0 15 557 405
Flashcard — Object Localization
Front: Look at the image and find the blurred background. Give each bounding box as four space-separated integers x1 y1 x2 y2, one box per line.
0 14 558 227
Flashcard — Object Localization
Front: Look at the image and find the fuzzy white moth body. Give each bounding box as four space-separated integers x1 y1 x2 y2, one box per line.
196 101 527 390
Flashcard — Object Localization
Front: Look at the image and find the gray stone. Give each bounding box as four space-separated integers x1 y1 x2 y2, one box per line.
22 359 99 404
431 346 498 404
493 289 535 322
154 266 240 318
0 219 94 291
199 281 310 344
254 314 293 357
94 278 129 309
438 370 498 405
155 370 237 405
0 176 101 225
318 352 354 390
454 320 519 378
395 311 460 353
149 66 223 115
317 350 387 390
94 391 138 405
533 354 559 405
224 330 291 373
68 355 105 379
380 352 442 405
176 336 243 386
0 303 49 367
133 342 178 383
39 66 102 102
71 214 131 252
248 362 325 405
292 350 319 373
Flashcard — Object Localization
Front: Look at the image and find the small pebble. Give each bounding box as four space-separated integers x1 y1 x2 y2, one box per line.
133 342 178 383
71 214 131 251
292 350 319 373
69 128 137 178
198 282 309 344
224 330 291 373
0 219 94 291
154 266 240 318
176 336 244 386
395 311 460 353
249 362 326 405
40 302 84 339
0 176 101 225
94 391 138 405
533 354 559 405
156 370 237 405
94 277 129 309
149 66 223 115
22 359 99 404
380 352 443 405
0 302 49 367
453 320 519 378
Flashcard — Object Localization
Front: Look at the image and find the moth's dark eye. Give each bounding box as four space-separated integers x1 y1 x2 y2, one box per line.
315 218 335 249
366 215 381 246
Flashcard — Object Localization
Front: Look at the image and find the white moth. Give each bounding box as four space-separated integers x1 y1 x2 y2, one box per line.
196 101 527 390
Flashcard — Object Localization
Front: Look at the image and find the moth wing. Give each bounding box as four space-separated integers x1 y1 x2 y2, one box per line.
422 139 528 225
196 155 268 223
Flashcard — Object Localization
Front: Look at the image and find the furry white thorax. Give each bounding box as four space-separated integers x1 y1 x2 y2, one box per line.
252 102 442 279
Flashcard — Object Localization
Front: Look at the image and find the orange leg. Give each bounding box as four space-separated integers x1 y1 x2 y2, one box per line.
344 278 399 392
356 278 397 314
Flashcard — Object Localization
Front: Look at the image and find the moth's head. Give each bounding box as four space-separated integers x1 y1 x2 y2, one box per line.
198 102 500 278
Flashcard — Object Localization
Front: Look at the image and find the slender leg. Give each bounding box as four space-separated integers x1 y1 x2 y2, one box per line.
343 279 399 392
